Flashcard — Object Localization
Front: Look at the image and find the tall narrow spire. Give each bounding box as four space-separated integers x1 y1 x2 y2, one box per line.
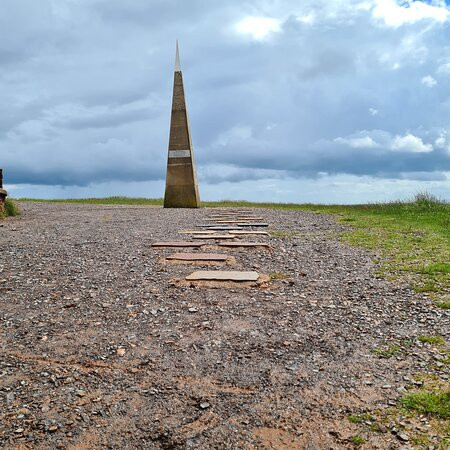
163 42 200 208
174 40 181 72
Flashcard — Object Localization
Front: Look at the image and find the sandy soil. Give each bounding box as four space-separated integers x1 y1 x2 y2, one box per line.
0 202 448 449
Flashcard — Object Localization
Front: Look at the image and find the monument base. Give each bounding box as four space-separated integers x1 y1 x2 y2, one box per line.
0 189 7 215
164 185 200 208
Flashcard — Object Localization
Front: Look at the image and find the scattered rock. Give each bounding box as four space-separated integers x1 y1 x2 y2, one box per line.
1 202 447 448
6 392 15 405
398 432 409 442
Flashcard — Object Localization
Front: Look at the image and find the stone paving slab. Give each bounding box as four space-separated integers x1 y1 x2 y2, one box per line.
207 217 256 220
208 211 252 215
197 226 244 230
236 217 264 221
178 230 218 234
236 223 269 227
166 253 230 261
218 241 270 248
208 214 262 217
196 224 230 227
185 270 260 281
213 220 264 224
207 218 261 221
233 230 269 235
213 220 248 224
210 217 264 222
192 235 237 239
151 241 206 247
208 227 244 231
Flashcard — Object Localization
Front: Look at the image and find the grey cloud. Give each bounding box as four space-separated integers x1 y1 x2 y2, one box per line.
0 0 449 193
50 105 155 131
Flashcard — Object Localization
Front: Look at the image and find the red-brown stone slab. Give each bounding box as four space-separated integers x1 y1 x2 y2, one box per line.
208 214 260 218
218 241 270 248
178 230 217 234
192 234 236 239
166 253 230 261
151 241 206 248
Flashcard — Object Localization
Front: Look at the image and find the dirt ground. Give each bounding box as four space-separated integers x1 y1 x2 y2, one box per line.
0 202 448 449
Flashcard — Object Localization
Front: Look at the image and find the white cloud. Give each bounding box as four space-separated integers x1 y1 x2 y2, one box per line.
421 75 437 87
372 0 449 27
297 13 315 25
391 134 432 153
334 131 433 153
335 136 380 148
435 136 446 149
437 62 450 74
369 108 379 116
234 16 282 40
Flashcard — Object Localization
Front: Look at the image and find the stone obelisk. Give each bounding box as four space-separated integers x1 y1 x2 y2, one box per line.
163 42 200 208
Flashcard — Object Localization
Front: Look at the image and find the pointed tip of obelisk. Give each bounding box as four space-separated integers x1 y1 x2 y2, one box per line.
174 39 181 72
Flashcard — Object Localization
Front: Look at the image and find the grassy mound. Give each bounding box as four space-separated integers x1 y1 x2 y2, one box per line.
16 196 163 206
400 390 450 420
1 198 20 218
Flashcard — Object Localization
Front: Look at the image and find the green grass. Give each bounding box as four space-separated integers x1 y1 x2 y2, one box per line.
269 272 289 280
350 435 366 446
351 377 450 446
400 390 450 419
418 335 446 345
16 192 449 299
1 198 20 218
348 413 374 424
16 196 163 206
372 344 401 358
419 263 450 275
435 301 450 310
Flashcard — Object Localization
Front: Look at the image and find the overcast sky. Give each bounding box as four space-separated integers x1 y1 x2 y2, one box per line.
1 0 449 203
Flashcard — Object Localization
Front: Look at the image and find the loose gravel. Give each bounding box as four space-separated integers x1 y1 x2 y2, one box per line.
0 202 448 448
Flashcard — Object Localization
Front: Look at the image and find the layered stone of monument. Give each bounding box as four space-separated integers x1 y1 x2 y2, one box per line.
164 43 200 208
0 169 7 214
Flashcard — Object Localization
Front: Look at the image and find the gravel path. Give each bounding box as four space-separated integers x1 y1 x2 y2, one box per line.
0 202 448 449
